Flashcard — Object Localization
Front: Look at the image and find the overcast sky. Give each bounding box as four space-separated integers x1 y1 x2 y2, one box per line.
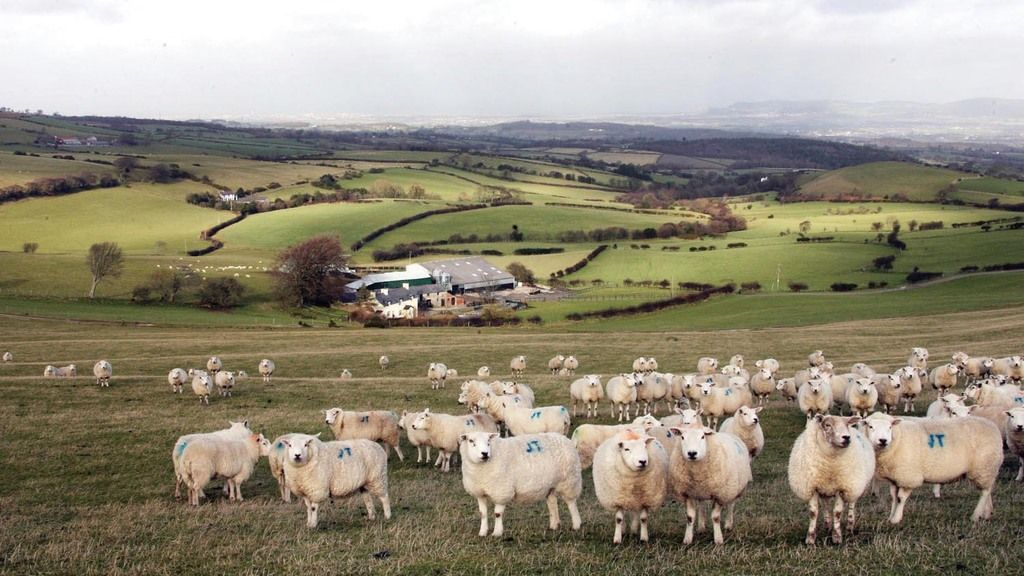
1 0 1021 120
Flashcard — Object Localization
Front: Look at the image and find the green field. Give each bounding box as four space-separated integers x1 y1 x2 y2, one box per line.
0 151 119 187
798 162 962 201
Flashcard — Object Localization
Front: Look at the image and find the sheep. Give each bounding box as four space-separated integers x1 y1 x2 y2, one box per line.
572 419 658 469
697 357 718 375
788 415 874 545
849 362 877 378
728 354 744 369
951 350 969 370
459 431 582 537
681 374 704 407
664 373 685 404
475 392 532 427
929 363 960 395
699 380 753 428
992 355 1024 381
775 377 798 402
797 378 833 419
206 356 222 374
793 366 822 388
894 366 924 413
427 362 448 390
510 355 527 378
908 347 929 372
340 369 353 380
845 378 878 418
862 413 1002 523
459 380 497 412
171 420 253 499
607 373 641 422
632 357 648 373
496 402 570 437
324 407 403 462
563 356 579 376
44 364 75 378
378 355 389 371
2 351 11 362
873 373 903 414
236 370 248 379
191 371 213 405
280 434 391 529
719 405 765 458
447 368 459 378
754 358 780 375
1005 407 1024 482
570 375 604 418
168 368 188 394
925 393 967 419
637 372 669 415
721 364 750 383
501 381 536 407
968 381 1023 409
477 366 491 378
960 355 994 383
668 426 752 545
399 411 433 464
647 358 659 374
412 409 499 472
828 374 853 410
593 430 669 544
92 360 112 387
258 358 275 382
749 368 776 406
660 406 703 428
268 433 308 502
549 355 566 375
179 432 271 506
214 371 235 397
807 350 827 367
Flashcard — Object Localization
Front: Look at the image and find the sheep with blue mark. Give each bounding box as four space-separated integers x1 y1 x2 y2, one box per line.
178 431 271 506
269 432 312 502
501 381 535 407
699 378 753 428
593 429 669 544
280 434 391 529
411 409 499 472
171 420 252 499
494 401 570 437
458 431 582 537
324 407 403 461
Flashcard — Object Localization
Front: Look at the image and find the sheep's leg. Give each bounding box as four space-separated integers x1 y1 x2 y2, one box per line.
846 499 857 534
392 444 404 462
711 502 724 545
1017 457 1024 482
830 496 844 544
805 493 819 545
492 503 505 537
933 484 942 498
361 491 376 519
234 479 244 502
613 509 624 544
566 498 581 530
888 484 898 516
546 493 561 530
379 492 392 520
639 508 650 542
725 501 735 531
972 487 994 521
629 511 639 534
697 502 706 532
174 475 183 500
305 498 319 529
434 452 443 468
889 486 912 524
426 446 432 463
572 402 578 418
477 498 489 537
683 498 696 545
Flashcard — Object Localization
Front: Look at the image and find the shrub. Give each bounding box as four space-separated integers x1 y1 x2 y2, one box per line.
513 247 565 255
906 270 942 284
22 242 38 254
867 281 889 289
830 282 857 292
527 315 543 325
726 242 747 249
197 277 245 309
872 255 896 271
740 281 761 293
788 282 809 292
131 285 154 304
960 265 979 273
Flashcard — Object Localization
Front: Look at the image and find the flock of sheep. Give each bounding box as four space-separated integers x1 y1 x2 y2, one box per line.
156 347 1024 545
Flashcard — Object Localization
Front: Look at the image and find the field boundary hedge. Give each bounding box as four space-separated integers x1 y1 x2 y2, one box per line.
566 283 735 320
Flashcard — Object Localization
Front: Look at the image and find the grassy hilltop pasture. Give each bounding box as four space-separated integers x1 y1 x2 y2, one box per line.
798 162 963 201
1 311 1023 575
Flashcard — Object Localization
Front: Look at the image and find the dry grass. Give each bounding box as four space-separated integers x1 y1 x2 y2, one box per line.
1 310 1023 575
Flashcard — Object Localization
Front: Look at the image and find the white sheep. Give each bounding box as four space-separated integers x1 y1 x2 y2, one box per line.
593 430 669 544
501 381 536 406
191 371 213 405
280 434 391 529
447 368 459 378
699 380 753 428
607 373 640 422
728 354 744 368
788 415 874 544
925 393 967 419
697 357 718 375
510 355 527 378
258 358 275 382
797 378 832 419
632 357 648 373
754 358 780 375
873 373 903 414
168 368 188 394
849 362 877 378
563 356 579 375
477 366 491 378
681 374 704 407
572 421 654 469
475 393 532 428
459 431 582 537
660 406 703 429
459 380 497 412
775 377 798 402
646 358 659 374
968 381 1023 409
862 413 1003 523
929 363 960 395
340 369 353 379
992 355 1024 381
171 420 252 499
569 375 604 418
894 366 924 413
721 364 750 382
908 347 929 371
637 372 669 415
92 360 112 387
846 378 878 418
324 407 403 461
268 432 309 502
793 366 822 388
412 409 499 472
44 364 75 378
214 371 235 397
960 355 994 383
399 411 433 464
549 354 566 375
206 356 222 374
668 426 752 545
378 355 389 371
1005 407 1024 482
719 405 764 458
2 351 12 363
497 402 571 437
807 350 827 367
178 432 271 506
749 368 776 406
236 370 248 379
828 374 853 409
427 362 448 390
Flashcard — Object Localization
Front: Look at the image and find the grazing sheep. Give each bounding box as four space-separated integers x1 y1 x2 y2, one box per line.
593 430 669 544
697 357 719 375
895 366 924 413
563 356 579 375
775 377 798 402
477 366 491 378
908 347 929 372
497 402 571 437
427 362 448 390
45 364 75 378
2 351 11 363
179 432 271 506
167 368 188 394
268 433 308 502
873 373 903 414
719 406 765 458
607 373 641 422
258 359 275 382
992 356 1024 381
92 360 112 387
699 380 753 428
412 409 499 472
788 415 874 545
510 355 527 378
549 355 566 375
570 375 604 418
862 413 1002 523
637 372 670 415
668 426 752 545
929 363 960 395
191 372 213 405
849 362 877 378
808 350 827 367
171 420 252 499
960 355 994 383
749 368 776 406
447 368 459 378
459 431 583 537
399 411 433 464
206 356 222 374
340 369 353 380
501 381 536 406
214 371 235 397
378 355 389 371
324 407 403 462
280 434 391 529
660 406 703 429
797 379 833 419
846 378 878 418
1005 407 1024 482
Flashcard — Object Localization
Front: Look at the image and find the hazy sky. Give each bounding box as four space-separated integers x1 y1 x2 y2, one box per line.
1 0 1021 120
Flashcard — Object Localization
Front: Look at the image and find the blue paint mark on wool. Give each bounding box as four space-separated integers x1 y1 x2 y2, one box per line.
531 411 542 419
176 441 188 457
927 433 946 448
526 440 543 453
338 446 353 459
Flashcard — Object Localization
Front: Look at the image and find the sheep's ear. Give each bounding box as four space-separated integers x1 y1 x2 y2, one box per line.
401 410 407 417
813 414 825 425
618 442 624 449
847 416 861 426
488 433 500 440
1006 411 1013 418
753 407 763 414
458 434 468 444
890 419 901 426
314 432 322 438
668 427 682 437
695 408 703 416
281 439 291 448
424 408 430 414
967 406 977 413
304 438 314 446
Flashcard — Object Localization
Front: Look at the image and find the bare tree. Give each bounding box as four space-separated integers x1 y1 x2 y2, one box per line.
275 235 347 307
86 242 124 298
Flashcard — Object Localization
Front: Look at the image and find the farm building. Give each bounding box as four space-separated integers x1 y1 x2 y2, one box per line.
371 288 419 319
346 264 433 291
418 257 515 293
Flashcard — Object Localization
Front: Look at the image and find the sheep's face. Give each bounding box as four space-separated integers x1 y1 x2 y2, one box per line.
677 408 701 426
457 390 469 405
879 374 900 389
502 382 518 395
632 415 659 429
284 435 317 466
324 408 343 426
411 412 431 431
862 417 897 449
983 358 995 369
947 404 973 418
398 412 409 430
964 384 980 399
735 406 762 427
756 368 773 381
1010 356 1023 369
730 354 744 368
699 380 714 396
807 380 823 395
617 435 656 471
586 375 600 387
820 361 834 375
952 352 969 366
44 366 56 377
675 427 715 461
478 367 490 376
1007 408 1024 433
775 379 789 391
944 364 960 377
912 347 929 361
817 415 860 449
460 432 498 464
194 374 212 390
855 379 875 396
255 434 272 457
208 357 221 369
808 366 821 378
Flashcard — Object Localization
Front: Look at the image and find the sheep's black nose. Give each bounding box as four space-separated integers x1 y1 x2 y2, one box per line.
481 453 490 461
879 439 888 447
687 451 697 459
637 460 647 468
